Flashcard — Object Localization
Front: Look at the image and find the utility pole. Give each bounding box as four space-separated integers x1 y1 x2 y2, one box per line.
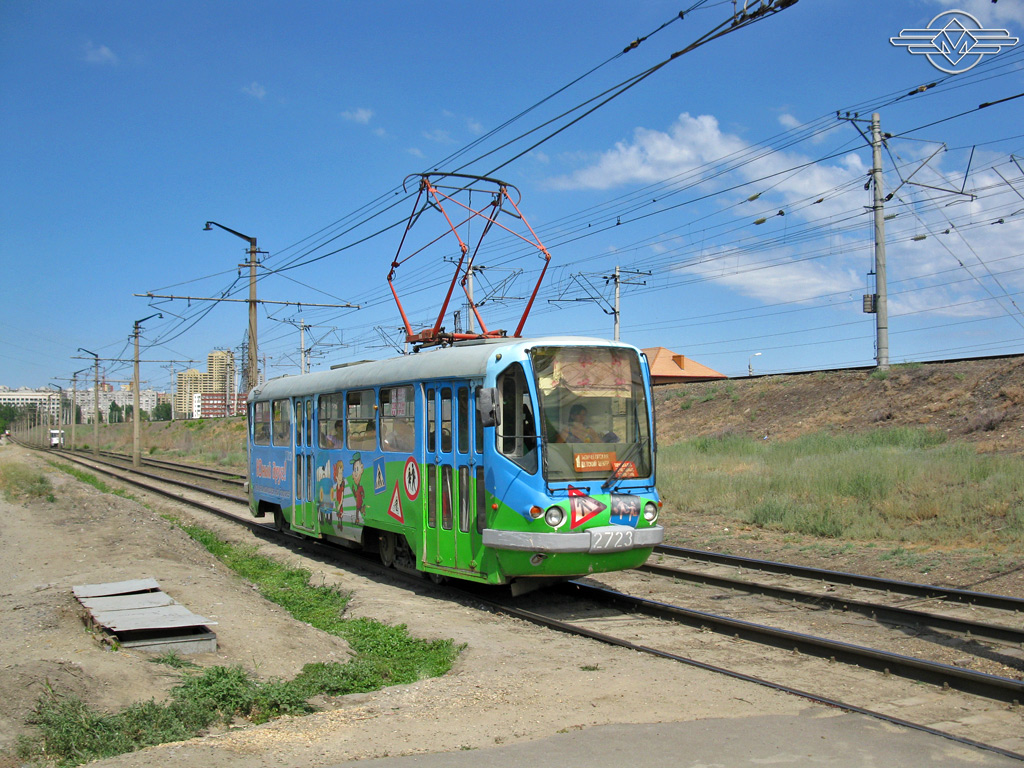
204 221 260 393
70 368 88 452
839 111 889 371
78 348 100 456
870 113 890 370
132 313 162 467
300 318 308 374
603 266 649 342
136 285 357 389
550 266 648 340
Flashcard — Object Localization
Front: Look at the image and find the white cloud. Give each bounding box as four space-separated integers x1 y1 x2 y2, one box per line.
548 114 748 191
550 112 1024 317
341 107 373 124
422 129 453 144
679 247 863 304
83 42 117 65
549 112 866 220
242 82 266 100
777 113 801 130
407 147 425 159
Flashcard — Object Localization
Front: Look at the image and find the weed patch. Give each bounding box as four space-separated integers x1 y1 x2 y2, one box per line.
48 461 136 501
659 427 1024 547
18 523 462 766
0 462 53 502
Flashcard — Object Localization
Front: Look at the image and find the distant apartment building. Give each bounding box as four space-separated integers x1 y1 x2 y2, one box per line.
0 386 160 423
175 349 239 418
0 388 65 418
192 392 248 419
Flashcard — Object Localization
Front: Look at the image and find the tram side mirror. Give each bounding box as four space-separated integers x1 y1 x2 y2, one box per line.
476 387 501 428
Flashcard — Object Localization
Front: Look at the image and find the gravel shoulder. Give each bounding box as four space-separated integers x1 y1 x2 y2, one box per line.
0 444 809 768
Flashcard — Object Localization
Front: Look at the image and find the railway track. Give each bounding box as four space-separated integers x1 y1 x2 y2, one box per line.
29 444 1024 760
638 548 1024 650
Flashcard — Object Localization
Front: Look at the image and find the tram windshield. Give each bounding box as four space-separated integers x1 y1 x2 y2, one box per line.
531 346 652 483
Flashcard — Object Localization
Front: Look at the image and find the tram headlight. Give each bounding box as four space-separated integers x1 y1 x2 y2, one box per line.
544 505 566 528
643 501 659 523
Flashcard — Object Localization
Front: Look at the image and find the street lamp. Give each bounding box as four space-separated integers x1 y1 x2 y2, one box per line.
132 313 162 467
205 221 259 394
748 352 762 377
78 348 100 456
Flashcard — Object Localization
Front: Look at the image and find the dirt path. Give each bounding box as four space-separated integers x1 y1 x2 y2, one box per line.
0 445 808 767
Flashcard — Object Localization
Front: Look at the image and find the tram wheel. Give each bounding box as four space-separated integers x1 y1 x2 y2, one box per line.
428 572 447 585
394 535 415 571
273 509 284 532
379 531 397 568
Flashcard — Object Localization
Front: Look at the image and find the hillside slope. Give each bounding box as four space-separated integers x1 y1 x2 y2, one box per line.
653 355 1024 453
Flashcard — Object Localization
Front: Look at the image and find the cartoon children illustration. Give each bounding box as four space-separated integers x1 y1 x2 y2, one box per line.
332 460 346 523
351 452 366 523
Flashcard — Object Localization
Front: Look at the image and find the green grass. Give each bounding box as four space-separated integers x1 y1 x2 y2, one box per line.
659 427 1024 546
47 461 136 501
0 462 54 502
17 523 462 766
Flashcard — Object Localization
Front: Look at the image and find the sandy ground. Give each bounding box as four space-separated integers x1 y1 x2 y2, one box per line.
0 443 820 768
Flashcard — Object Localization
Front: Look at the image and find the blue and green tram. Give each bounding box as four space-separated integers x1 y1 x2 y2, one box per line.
247 335 663 589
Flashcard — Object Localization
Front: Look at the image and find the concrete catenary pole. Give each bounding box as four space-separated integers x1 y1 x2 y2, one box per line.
131 313 161 467
870 113 889 371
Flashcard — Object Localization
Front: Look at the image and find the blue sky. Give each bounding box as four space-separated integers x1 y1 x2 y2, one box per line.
2 0 1023 391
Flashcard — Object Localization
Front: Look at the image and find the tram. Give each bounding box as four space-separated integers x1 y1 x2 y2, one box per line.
247 336 663 589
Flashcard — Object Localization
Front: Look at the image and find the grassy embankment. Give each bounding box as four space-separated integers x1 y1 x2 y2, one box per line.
2 461 460 767
61 416 247 470
658 427 1024 552
55 417 1024 555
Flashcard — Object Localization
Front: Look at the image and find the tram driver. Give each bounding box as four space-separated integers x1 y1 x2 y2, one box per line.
556 404 602 444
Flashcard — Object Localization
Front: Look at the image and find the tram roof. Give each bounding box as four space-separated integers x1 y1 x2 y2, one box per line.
249 335 636 401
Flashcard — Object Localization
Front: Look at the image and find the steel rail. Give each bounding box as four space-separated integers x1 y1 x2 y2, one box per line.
50 450 249 511
87 448 246 482
655 544 1024 613
640 561 1024 648
564 580 1024 704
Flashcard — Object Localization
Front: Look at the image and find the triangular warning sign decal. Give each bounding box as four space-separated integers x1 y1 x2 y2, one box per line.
388 482 404 523
568 485 605 529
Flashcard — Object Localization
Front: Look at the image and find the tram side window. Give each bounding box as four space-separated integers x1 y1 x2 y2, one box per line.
496 363 538 474
253 401 270 446
380 386 415 452
426 388 436 453
440 388 452 453
347 390 377 451
457 388 469 454
272 399 292 446
318 393 345 448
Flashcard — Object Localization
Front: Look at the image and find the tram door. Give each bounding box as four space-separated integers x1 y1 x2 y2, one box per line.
293 397 316 533
425 383 485 573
